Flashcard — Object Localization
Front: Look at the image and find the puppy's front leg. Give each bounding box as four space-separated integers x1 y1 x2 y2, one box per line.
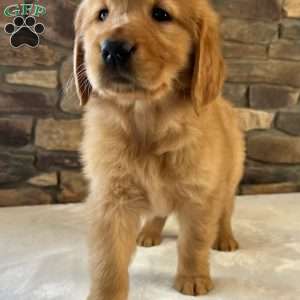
87 177 146 300
175 200 217 296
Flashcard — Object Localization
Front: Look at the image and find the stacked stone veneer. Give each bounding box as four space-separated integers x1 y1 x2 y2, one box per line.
0 0 299 206
214 0 300 195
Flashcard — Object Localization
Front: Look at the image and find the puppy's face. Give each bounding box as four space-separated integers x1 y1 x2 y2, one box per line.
74 0 224 110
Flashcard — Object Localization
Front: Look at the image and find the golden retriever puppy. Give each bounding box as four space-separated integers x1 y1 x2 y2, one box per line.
73 0 245 299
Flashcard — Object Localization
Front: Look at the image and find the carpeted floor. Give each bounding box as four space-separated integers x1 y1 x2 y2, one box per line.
0 194 300 300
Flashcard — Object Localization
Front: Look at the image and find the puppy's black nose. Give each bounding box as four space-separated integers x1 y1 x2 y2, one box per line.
101 40 135 67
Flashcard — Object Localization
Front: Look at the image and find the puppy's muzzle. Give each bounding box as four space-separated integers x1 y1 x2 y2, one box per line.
101 40 136 68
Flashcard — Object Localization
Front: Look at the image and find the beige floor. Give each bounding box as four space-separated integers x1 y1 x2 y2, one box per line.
0 194 300 300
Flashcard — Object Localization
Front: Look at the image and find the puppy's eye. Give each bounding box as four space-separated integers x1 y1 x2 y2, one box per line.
99 8 109 22
152 7 172 22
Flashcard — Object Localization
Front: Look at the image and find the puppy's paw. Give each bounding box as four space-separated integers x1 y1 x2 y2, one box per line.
174 275 213 296
137 231 162 247
213 235 239 252
87 293 127 300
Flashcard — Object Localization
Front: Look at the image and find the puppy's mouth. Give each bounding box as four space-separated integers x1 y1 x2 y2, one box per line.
99 67 169 100
106 69 136 86
101 67 144 93
109 75 132 85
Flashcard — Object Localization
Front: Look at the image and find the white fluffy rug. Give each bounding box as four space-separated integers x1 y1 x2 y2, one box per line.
0 194 300 300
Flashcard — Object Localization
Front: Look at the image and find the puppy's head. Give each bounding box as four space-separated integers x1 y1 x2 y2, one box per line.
74 0 224 111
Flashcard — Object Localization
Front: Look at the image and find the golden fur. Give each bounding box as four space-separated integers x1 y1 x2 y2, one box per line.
74 0 245 299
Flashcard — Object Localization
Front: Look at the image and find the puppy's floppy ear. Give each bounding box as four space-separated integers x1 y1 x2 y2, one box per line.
73 4 92 106
191 9 225 112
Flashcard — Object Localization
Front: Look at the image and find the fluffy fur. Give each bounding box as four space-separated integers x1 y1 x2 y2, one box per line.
73 0 245 299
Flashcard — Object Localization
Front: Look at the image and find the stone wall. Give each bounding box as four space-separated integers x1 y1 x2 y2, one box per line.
0 0 299 206
0 0 84 206
213 0 300 195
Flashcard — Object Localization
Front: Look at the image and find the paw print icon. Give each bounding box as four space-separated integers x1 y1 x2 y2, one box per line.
4 16 45 48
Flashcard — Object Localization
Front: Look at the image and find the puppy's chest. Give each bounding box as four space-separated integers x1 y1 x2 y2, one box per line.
104 123 191 183
87 106 198 182
122 134 185 181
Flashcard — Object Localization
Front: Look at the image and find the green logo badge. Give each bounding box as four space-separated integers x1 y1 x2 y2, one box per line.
4 3 46 17
3 1 46 48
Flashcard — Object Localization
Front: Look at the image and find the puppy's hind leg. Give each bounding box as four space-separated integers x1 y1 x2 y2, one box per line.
213 194 239 252
137 217 167 247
